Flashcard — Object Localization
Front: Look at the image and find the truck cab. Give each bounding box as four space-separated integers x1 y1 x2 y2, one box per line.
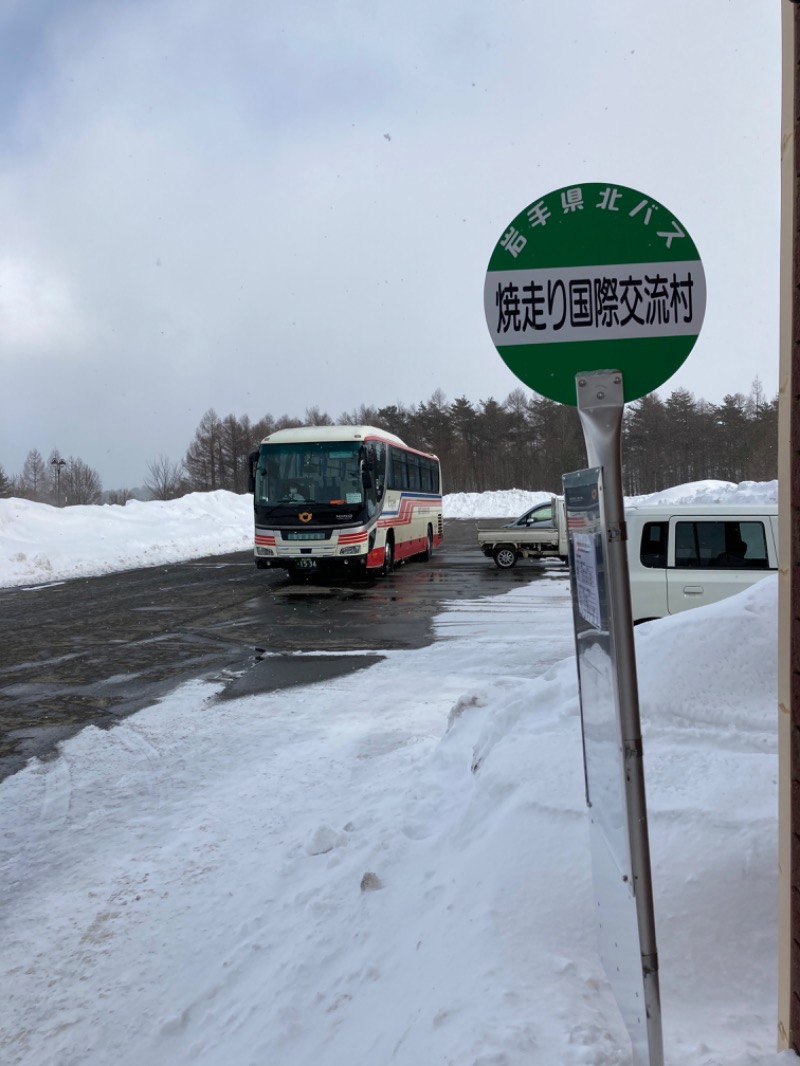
477 496 568 568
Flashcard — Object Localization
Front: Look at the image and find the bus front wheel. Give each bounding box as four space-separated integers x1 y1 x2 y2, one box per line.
382 537 394 576
422 525 433 561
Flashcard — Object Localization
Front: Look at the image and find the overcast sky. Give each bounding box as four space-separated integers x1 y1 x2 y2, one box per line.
0 0 781 490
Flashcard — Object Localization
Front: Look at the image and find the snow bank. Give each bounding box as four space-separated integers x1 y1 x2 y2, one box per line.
0 565 787 1065
0 480 780 589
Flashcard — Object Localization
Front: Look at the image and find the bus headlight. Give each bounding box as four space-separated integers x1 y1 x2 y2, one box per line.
256 546 275 557
340 545 360 555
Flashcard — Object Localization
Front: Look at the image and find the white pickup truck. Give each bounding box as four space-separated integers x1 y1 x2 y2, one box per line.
477 496 569 569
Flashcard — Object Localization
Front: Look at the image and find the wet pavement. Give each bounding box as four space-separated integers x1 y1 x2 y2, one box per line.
0 519 561 780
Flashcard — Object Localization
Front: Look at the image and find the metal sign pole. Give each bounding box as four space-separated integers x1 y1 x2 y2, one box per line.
575 370 663 1066
484 181 704 1066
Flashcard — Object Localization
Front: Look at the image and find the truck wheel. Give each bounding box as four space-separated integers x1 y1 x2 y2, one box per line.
493 544 518 569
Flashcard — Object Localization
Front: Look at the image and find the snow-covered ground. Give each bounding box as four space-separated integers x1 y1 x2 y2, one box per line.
0 480 791 1066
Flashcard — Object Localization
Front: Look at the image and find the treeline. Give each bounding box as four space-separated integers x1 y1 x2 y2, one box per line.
0 449 106 505
165 379 778 499
0 380 777 505
622 381 777 495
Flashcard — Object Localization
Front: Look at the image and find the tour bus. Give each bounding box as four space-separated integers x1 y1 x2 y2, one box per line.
247 425 443 580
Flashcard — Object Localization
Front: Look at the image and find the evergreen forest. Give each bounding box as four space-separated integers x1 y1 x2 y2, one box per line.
1 380 778 504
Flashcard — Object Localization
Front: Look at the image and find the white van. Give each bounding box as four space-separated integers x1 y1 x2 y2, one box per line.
625 503 779 623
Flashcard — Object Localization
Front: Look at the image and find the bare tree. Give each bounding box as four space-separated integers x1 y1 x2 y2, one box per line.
104 488 135 505
220 414 250 493
184 409 224 491
304 406 333 426
338 404 381 426
251 415 276 445
144 455 186 500
273 413 304 431
62 457 103 505
21 449 49 501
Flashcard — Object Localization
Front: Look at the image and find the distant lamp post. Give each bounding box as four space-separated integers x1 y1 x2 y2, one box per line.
51 456 66 507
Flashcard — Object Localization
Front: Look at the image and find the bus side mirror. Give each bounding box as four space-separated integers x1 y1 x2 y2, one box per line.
247 451 259 494
361 444 378 471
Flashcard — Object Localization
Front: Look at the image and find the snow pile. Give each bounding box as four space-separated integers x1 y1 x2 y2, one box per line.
0 477 791 1065
0 569 786 1065
0 491 253 587
443 488 552 518
0 480 780 589
626 479 779 507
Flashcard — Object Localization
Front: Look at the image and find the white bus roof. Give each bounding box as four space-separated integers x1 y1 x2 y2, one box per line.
259 425 438 460
260 425 406 447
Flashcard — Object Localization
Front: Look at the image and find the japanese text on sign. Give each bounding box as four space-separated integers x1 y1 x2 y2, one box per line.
499 185 687 261
572 533 603 630
487 261 704 345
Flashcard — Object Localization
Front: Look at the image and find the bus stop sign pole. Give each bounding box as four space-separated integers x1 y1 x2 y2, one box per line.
484 182 705 1066
569 369 663 1066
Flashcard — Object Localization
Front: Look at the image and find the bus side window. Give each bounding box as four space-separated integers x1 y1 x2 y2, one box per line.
640 521 667 569
391 450 409 490
247 451 259 494
373 442 385 498
407 455 421 491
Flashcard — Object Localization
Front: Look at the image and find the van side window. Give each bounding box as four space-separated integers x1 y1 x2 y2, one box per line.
716 521 769 569
640 522 667 569
674 520 770 569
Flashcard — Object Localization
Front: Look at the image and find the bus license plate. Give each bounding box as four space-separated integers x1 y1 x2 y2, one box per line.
296 558 317 569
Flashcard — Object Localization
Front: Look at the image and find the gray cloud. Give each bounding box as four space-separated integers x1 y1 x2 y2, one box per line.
0 0 781 489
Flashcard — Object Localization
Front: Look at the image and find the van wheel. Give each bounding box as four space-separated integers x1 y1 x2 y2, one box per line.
493 545 518 569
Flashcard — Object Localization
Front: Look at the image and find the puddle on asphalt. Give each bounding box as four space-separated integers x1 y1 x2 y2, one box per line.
217 651 384 700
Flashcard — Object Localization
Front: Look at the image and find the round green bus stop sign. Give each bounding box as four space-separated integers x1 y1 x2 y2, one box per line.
484 183 706 405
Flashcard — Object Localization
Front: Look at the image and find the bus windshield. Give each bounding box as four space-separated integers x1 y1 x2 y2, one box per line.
255 440 380 507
